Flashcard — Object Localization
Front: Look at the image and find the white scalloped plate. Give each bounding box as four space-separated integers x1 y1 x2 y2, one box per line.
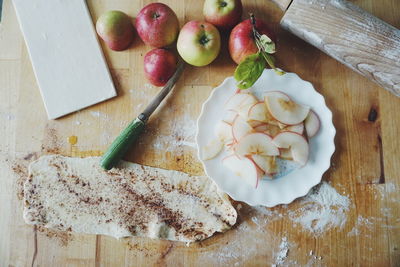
196 69 336 207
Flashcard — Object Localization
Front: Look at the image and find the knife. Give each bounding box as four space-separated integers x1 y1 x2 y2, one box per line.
271 0 400 97
100 62 185 170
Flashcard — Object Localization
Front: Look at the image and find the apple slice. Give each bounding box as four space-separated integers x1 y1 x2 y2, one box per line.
232 115 253 141
278 122 287 129
268 119 280 126
215 120 233 143
263 91 291 99
263 123 281 137
247 102 271 123
286 123 304 135
239 94 258 109
250 155 278 175
273 131 309 166
265 94 310 125
248 120 265 128
253 123 269 132
234 132 280 157
201 138 223 160
305 110 320 138
279 148 293 160
224 93 249 110
222 154 263 188
223 110 237 124
237 94 258 119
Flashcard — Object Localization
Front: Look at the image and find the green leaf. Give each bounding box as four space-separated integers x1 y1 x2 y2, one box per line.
259 34 276 54
234 53 266 89
260 51 285 76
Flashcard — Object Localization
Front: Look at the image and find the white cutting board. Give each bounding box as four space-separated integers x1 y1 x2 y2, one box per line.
13 0 116 119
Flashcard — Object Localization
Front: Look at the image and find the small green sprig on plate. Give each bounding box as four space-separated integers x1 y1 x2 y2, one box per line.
234 14 285 90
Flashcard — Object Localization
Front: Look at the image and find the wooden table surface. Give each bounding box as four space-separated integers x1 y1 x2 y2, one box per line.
1 0 399 266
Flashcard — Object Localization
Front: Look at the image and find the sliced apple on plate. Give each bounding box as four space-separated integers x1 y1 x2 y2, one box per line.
224 93 249 110
222 154 263 188
263 91 290 99
279 148 293 160
215 120 233 143
263 123 282 137
305 110 320 138
273 131 309 166
237 94 258 118
248 120 265 128
201 138 224 160
278 122 287 129
232 115 253 141
234 132 280 157
222 110 237 124
286 123 304 135
250 155 278 176
253 123 269 132
265 94 310 125
248 102 270 122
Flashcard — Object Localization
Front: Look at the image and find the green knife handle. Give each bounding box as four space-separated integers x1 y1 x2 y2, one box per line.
100 117 145 170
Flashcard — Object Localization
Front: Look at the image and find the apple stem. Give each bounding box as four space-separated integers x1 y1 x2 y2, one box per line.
249 13 285 76
249 13 258 40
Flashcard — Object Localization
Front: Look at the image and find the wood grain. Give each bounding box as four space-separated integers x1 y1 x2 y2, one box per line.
270 0 292 11
281 0 400 97
0 0 399 266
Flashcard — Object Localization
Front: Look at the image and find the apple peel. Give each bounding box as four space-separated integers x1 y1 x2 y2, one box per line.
222 154 263 188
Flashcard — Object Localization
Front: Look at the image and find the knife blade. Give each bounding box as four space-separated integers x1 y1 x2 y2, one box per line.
100 62 185 170
271 0 400 97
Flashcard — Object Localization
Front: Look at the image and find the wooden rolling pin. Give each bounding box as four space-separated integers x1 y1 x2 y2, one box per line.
272 0 400 97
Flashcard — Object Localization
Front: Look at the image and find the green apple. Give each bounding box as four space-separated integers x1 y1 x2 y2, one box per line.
96 10 134 51
203 0 242 30
177 21 221 67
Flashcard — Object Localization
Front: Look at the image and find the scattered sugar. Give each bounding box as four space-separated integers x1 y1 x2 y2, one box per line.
150 114 197 152
196 220 263 266
288 182 350 235
90 111 101 117
347 227 360 237
272 237 289 267
250 182 351 236
89 111 110 121
385 183 396 193
375 182 398 201
346 213 400 237
144 83 153 89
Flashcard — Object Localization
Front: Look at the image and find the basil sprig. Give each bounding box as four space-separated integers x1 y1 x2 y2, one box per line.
234 53 266 89
234 14 285 89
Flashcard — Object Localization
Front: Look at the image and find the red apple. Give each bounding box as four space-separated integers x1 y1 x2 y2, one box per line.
229 18 275 64
136 3 179 48
203 0 243 31
144 49 177 86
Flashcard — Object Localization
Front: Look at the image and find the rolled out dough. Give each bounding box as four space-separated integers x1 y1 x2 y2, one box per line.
23 155 237 242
